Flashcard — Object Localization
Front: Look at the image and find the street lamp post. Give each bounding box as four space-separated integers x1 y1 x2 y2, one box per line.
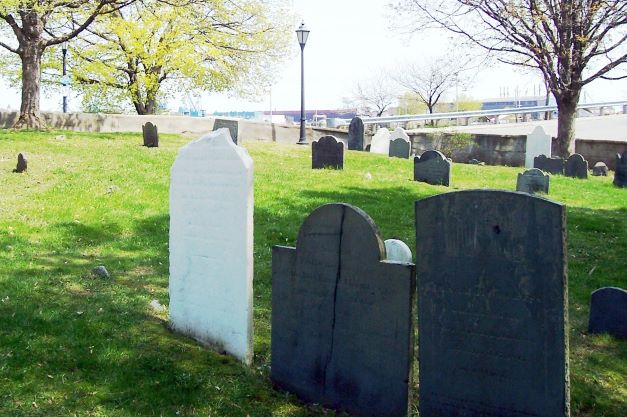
61 42 68 113
296 22 310 145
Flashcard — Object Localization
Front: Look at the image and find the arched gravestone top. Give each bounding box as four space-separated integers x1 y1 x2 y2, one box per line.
565 153 588 179
414 150 451 186
613 151 627 188
525 126 552 168
516 168 550 194
415 190 568 417
588 287 627 338
389 138 411 159
390 127 410 142
371 128 392 155
272 203 415 417
348 117 364 151
534 154 564 175
312 135 344 169
592 161 608 176
142 122 159 147
169 129 253 364
384 239 413 263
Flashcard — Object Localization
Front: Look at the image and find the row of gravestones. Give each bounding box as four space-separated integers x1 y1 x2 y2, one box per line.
534 152 627 187
169 129 625 417
141 119 239 148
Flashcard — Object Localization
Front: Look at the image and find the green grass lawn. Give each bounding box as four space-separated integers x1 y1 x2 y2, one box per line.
0 130 625 416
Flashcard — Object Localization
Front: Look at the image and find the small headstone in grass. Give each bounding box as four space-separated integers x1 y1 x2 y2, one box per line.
91 265 110 279
142 122 159 147
614 151 627 188
212 119 239 144
592 162 608 176
534 154 564 175
370 128 392 155
588 287 627 338
272 203 415 417
13 153 27 173
389 135 411 159
415 190 569 417
468 158 481 165
516 168 549 194
348 116 365 151
525 126 552 168
564 153 588 179
312 135 344 169
413 150 451 186
169 129 253 365
384 239 412 263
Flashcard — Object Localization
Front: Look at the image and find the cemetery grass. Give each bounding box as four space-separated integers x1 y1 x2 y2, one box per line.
0 130 625 417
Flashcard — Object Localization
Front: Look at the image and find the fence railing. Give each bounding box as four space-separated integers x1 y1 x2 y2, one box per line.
339 100 627 126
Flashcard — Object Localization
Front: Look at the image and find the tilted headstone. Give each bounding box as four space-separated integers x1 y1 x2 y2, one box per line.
142 122 159 147
389 138 411 159
614 151 627 188
516 168 549 194
13 153 27 173
534 154 565 175
415 190 569 417
370 128 392 155
525 126 552 168
169 129 254 364
592 162 608 176
272 203 415 417
348 117 364 151
312 135 344 170
565 153 588 179
414 150 451 186
213 119 239 144
588 287 627 338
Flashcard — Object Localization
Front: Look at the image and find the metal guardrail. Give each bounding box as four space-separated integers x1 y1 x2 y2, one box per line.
340 100 627 125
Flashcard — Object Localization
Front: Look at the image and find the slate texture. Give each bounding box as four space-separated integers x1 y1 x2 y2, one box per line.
565 153 588 179
415 190 569 417
614 151 627 187
516 168 549 194
142 122 159 147
414 150 451 186
312 136 344 169
213 119 239 144
534 154 564 175
588 287 627 338
389 138 411 159
348 117 364 151
592 162 608 176
14 153 27 173
272 203 415 417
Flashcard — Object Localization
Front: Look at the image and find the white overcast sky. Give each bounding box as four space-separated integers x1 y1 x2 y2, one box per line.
1 0 625 113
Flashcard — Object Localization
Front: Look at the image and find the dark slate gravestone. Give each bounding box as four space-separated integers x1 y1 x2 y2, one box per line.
592 162 608 176
565 153 588 179
272 204 415 417
516 168 549 194
389 138 410 159
415 190 569 417
13 153 27 173
142 122 159 147
614 151 627 188
413 150 451 186
312 136 344 169
348 117 364 151
588 287 627 338
534 154 564 175
213 119 238 144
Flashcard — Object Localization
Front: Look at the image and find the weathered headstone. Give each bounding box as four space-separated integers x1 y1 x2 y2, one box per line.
592 162 608 176
312 135 344 169
415 190 569 417
213 119 239 144
534 154 565 175
384 239 412 263
525 126 552 168
348 117 364 151
169 129 253 364
370 128 392 155
272 203 415 417
13 153 27 173
516 168 549 194
388 129 411 159
565 153 588 179
614 151 627 188
142 122 159 147
588 287 627 338
413 150 451 186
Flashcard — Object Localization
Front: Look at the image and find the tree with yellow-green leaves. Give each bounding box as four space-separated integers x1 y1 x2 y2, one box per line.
71 0 292 115
0 0 137 128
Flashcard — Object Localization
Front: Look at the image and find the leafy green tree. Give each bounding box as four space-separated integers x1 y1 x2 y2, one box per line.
72 0 292 115
0 0 135 128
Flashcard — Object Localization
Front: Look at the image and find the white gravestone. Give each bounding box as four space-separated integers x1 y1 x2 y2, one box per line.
169 129 254 364
390 127 410 143
370 127 392 155
525 126 552 168
384 239 413 263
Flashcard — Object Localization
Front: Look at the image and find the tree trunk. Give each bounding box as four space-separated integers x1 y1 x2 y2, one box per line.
14 42 46 129
555 96 578 158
